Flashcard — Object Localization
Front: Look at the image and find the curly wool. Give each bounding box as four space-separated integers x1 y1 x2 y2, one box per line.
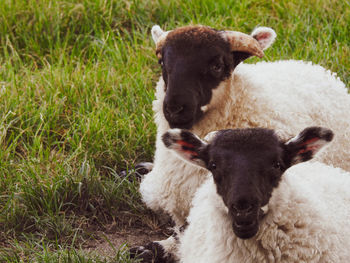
140 60 350 226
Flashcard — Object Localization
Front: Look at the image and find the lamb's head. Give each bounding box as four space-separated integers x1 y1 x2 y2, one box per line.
162 127 333 239
152 25 276 129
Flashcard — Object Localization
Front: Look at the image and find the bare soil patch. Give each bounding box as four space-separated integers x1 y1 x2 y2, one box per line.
83 213 173 257
84 227 169 256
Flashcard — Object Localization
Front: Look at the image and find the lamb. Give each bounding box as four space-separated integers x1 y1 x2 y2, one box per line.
162 127 350 262
134 24 350 261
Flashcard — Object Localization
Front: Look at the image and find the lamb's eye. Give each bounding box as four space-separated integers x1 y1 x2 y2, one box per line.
209 162 216 171
158 59 164 66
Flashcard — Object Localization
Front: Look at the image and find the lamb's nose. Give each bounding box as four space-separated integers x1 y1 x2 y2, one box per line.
232 199 255 216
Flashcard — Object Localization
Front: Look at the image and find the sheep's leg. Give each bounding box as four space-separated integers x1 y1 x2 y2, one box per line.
119 162 154 180
129 236 178 263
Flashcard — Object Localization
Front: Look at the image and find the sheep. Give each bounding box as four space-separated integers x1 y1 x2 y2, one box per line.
162 126 350 263
134 24 350 261
140 24 350 224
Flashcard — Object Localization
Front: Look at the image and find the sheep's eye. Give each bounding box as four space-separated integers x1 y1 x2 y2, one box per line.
209 162 216 171
210 63 223 74
273 161 281 170
158 59 164 66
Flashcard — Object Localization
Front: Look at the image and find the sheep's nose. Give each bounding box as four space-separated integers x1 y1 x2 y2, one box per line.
165 104 184 116
232 199 255 216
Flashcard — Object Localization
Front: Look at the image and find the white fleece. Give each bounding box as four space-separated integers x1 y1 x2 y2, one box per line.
140 60 350 226
179 161 350 263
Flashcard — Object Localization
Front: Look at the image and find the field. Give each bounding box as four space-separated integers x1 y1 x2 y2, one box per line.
0 0 349 261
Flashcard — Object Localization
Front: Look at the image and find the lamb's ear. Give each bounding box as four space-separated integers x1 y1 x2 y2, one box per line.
251 27 276 50
283 127 334 167
162 129 208 168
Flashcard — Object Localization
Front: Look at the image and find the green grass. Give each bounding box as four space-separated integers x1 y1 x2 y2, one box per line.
0 0 349 261
1 240 137 262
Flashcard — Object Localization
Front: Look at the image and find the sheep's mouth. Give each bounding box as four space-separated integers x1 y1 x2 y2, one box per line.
231 206 268 239
168 118 194 129
232 219 259 239
165 106 205 129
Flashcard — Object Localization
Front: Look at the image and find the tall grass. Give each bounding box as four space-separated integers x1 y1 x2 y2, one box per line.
0 0 349 261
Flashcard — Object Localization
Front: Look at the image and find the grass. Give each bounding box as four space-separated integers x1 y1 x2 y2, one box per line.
0 0 349 261
1 240 136 262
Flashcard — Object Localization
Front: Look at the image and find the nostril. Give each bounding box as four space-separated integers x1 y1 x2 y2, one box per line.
167 104 184 115
232 201 254 215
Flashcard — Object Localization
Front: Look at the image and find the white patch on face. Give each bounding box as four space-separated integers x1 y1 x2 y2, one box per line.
261 204 269 215
206 81 229 110
200 105 209 113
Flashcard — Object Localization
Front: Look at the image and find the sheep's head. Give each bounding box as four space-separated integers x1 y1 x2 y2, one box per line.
152 25 276 129
162 127 333 239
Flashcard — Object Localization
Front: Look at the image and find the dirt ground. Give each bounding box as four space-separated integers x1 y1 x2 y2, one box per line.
83 213 173 257
84 227 168 256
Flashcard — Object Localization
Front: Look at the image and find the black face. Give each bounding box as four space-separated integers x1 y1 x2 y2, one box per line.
206 129 285 239
159 27 250 129
162 126 333 240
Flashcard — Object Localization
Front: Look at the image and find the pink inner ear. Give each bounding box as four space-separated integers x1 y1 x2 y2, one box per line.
300 137 319 146
298 145 319 155
177 140 195 148
297 137 321 155
176 140 198 158
255 32 271 41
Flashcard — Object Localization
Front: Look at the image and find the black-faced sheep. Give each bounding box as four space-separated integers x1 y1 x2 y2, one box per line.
163 127 350 262
135 24 350 261
140 23 350 226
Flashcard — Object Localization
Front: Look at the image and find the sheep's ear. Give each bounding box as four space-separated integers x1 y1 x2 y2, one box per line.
162 129 208 168
283 127 334 167
225 27 275 66
151 25 164 43
151 25 171 45
251 27 276 50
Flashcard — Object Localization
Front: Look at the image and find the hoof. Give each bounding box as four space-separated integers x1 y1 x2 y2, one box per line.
135 162 154 176
120 162 154 181
129 242 176 263
129 245 155 262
